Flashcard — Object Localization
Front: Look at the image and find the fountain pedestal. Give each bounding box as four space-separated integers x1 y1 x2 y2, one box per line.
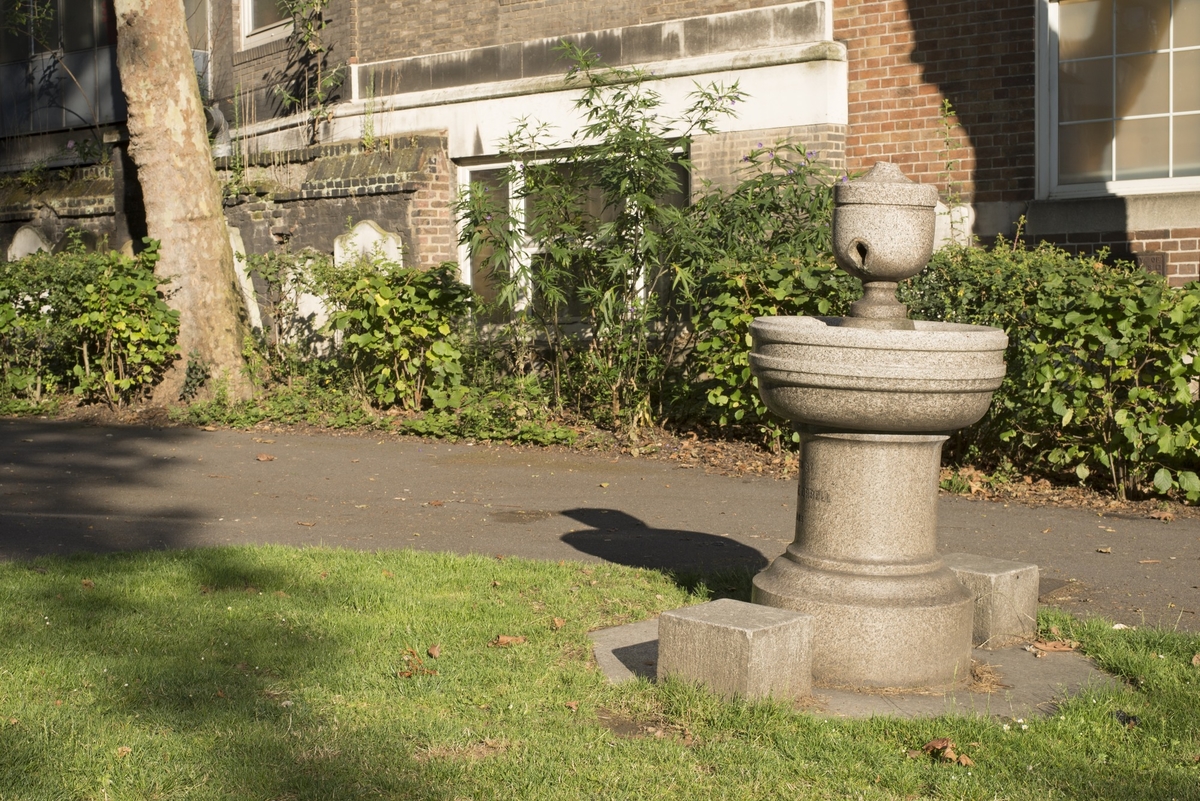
752 432 973 688
748 162 1009 690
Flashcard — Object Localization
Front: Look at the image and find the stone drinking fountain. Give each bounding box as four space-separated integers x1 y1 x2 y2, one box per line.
747 162 1009 690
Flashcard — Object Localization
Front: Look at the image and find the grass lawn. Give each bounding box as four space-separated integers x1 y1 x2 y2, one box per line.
0 546 1196 800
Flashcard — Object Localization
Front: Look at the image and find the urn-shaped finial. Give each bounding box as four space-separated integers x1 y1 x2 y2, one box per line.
832 163 938 329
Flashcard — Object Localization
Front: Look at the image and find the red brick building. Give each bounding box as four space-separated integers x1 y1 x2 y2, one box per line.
2 0 1197 283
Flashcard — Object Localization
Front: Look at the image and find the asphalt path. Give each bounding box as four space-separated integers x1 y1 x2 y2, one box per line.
2 419 1197 631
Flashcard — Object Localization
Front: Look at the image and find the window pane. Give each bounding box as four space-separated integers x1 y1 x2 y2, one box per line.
1115 0 1170 53
467 169 509 322
1060 0 1113 60
185 0 207 50
1177 50 1200 111
31 0 58 53
1177 0 1200 47
1115 116 1170 178
1116 52 1169 115
0 2 26 64
1174 113 1200 174
96 0 115 47
64 0 95 52
251 0 288 32
1060 58 1114 121
1060 120 1113 182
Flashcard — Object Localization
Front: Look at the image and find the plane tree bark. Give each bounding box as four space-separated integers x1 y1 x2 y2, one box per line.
113 0 252 401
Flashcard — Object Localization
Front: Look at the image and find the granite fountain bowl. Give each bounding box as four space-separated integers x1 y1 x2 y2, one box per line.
749 315 1008 433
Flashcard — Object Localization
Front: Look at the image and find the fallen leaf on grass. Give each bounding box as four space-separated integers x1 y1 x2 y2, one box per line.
81 579 94 590
256 453 275 462
489 635 527 648
216 689 226 698
906 749 922 759
398 648 437 679
565 701 579 712
491 580 501 588
957 754 975 767
382 570 394 578
296 521 315 527
427 644 441 659
1097 547 1113 554
551 617 566 630
1191 653 1200 667
116 746 132 758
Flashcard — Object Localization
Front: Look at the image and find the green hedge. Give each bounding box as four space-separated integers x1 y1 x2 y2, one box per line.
0 238 178 408
902 239 1200 501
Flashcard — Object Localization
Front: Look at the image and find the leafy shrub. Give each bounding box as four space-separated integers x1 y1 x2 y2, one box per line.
398 373 577 446
676 144 857 442
456 42 742 433
0 237 178 407
329 262 472 411
903 239 1200 501
71 241 180 405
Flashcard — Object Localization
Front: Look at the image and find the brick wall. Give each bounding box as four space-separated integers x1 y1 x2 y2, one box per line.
1036 229 1200 287
691 124 846 193
833 0 1035 205
220 134 455 269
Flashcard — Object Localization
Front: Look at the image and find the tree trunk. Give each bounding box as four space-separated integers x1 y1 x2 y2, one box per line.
113 0 251 402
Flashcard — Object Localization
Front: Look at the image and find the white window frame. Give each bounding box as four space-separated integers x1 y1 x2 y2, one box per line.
241 0 292 51
456 161 533 314
1037 0 1200 199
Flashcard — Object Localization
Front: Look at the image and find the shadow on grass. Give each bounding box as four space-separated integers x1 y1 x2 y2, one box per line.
0 548 456 799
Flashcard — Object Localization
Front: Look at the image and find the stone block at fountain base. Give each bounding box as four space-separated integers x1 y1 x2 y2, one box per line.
657 599 813 700
944 553 1039 649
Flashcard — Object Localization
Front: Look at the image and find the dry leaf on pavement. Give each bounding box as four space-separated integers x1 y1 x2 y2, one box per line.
256 453 275 462
1032 639 1078 652
1096 547 1112 554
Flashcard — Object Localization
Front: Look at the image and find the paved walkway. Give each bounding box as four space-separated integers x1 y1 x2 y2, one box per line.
2 418 1197 631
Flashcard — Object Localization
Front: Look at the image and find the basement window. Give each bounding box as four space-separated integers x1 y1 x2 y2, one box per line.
243 0 291 49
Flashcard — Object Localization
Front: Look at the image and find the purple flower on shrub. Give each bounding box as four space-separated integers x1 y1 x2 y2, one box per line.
66 140 75 149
